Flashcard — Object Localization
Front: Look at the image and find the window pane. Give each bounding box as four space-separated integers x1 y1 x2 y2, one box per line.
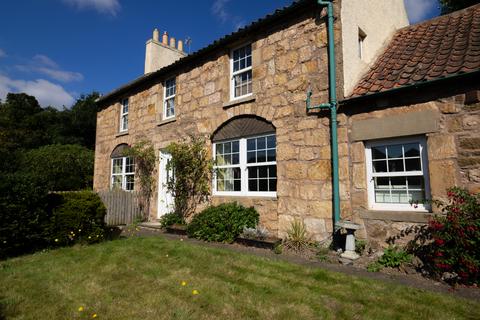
234 180 241 191
405 158 421 171
257 150 266 162
269 179 277 192
113 159 122 174
112 176 122 189
372 147 386 160
258 166 268 178
216 155 225 166
248 179 258 192
223 154 232 165
216 168 241 192
373 160 387 172
257 137 266 150
125 175 134 191
387 145 403 158
247 151 256 163
269 165 277 178
259 179 268 191
391 177 407 189
407 176 424 189
232 153 239 165
248 167 258 178
232 141 239 153
216 143 223 155
224 142 231 153
267 149 276 162
267 135 276 148
388 159 404 172
404 143 420 157
247 138 256 151
125 157 135 173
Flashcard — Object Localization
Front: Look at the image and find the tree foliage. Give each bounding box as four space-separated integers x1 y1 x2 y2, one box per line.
439 0 480 13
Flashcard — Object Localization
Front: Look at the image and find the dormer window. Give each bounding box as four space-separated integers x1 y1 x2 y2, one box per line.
358 28 366 60
120 98 129 132
230 44 252 100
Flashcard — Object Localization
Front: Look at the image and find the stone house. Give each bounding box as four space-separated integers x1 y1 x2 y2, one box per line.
94 0 480 246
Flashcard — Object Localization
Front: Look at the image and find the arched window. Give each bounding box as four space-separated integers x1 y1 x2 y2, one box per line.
212 116 276 196
110 144 135 191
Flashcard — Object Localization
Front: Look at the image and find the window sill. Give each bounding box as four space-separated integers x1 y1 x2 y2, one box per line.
223 95 256 109
212 194 277 200
116 131 129 137
359 210 434 223
157 117 176 126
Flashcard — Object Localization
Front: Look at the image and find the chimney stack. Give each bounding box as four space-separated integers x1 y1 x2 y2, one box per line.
153 28 159 42
162 31 168 45
144 29 187 74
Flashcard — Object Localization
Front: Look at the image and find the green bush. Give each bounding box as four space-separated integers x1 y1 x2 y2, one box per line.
186 203 259 243
368 246 412 272
46 191 107 246
159 212 185 228
0 172 50 259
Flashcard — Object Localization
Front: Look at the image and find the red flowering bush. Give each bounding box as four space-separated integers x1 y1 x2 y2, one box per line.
408 187 479 285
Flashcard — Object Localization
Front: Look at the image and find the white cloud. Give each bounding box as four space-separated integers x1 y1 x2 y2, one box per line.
0 49 6 58
211 0 245 31
0 75 75 108
212 0 230 23
62 0 121 16
16 54 84 83
405 0 437 24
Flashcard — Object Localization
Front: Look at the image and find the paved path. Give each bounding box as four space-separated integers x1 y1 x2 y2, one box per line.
128 226 480 302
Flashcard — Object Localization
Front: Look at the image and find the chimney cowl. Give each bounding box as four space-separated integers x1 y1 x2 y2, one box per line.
153 28 159 42
162 31 168 45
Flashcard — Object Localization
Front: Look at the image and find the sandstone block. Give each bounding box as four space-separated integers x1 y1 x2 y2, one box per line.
428 134 457 159
429 160 459 197
308 160 331 180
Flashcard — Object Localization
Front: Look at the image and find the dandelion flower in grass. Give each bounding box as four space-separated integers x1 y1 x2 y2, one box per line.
192 289 199 295
54 239 59 242
92 313 97 318
78 306 84 312
181 281 187 286
165 254 169 257
78 229 82 232
88 236 91 239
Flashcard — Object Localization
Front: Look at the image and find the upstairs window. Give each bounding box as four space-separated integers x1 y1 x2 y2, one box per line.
120 98 129 132
231 44 252 100
365 136 431 211
163 78 176 119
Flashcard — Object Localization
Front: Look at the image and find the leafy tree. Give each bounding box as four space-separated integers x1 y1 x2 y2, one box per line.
439 0 480 13
20 144 94 191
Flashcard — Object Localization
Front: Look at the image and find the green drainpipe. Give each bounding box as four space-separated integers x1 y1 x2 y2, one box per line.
306 0 341 231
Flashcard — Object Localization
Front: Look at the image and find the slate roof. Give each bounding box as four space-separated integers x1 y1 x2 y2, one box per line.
351 4 480 98
97 0 313 106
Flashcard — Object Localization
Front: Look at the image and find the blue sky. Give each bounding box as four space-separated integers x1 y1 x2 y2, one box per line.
0 0 440 108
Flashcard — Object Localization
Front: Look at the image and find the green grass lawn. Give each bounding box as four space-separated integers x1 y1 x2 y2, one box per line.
0 236 478 320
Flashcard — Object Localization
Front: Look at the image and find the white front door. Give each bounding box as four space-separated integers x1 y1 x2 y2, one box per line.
157 151 174 218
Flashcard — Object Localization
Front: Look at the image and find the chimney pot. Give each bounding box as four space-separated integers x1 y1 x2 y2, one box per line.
162 31 168 45
153 28 159 42
178 40 184 52
170 37 176 48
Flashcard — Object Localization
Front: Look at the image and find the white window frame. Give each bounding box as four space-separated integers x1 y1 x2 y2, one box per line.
119 98 129 132
365 136 431 212
163 77 176 120
230 43 253 101
213 134 276 198
111 156 135 191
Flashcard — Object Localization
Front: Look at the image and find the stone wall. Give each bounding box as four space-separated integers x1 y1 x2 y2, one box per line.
345 89 480 247
94 6 345 241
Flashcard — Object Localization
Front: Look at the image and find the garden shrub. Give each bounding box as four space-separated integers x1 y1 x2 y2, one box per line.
0 172 50 259
186 203 259 243
46 191 107 246
284 219 311 252
159 212 185 228
407 187 480 285
367 246 412 272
